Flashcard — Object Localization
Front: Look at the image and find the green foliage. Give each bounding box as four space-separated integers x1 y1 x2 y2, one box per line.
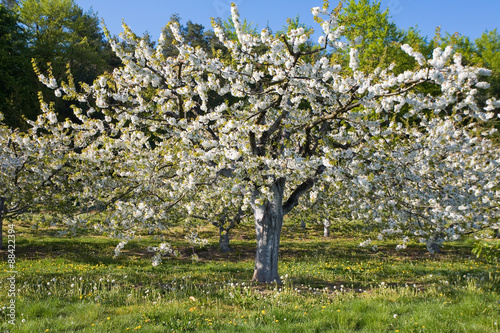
276 14 313 37
0 0 17 9
160 14 222 58
219 16 259 40
14 0 117 123
474 29 500 102
431 29 476 65
336 0 407 72
0 4 38 128
472 240 500 263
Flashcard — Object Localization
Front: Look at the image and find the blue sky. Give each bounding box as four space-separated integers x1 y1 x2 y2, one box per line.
75 0 499 42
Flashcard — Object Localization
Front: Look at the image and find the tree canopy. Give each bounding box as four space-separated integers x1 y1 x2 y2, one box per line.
0 1 499 283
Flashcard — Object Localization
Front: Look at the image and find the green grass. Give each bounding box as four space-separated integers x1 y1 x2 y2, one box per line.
1 218 499 332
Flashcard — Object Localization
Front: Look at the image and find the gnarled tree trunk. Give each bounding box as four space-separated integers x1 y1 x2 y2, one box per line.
252 178 285 284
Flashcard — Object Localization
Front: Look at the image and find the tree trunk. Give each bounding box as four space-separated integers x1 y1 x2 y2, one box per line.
219 228 231 253
323 219 331 238
0 197 5 250
252 178 285 284
426 235 442 254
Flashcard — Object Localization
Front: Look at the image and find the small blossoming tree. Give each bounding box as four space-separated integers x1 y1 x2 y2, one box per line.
0 110 87 248
22 3 500 282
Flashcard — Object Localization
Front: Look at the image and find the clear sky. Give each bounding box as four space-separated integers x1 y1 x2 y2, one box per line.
74 0 500 42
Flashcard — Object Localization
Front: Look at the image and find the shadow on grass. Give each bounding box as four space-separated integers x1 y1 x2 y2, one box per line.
0 230 477 279
3 236 122 265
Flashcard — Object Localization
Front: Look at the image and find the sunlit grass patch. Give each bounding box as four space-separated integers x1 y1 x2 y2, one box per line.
1 220 499 332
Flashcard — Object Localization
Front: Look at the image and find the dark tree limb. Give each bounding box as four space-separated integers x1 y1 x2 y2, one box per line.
282 165 326 215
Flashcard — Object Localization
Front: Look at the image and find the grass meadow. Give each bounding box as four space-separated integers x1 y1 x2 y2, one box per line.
1 217 499 332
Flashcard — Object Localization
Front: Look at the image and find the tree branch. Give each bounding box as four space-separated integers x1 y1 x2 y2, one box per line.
282 165 326 215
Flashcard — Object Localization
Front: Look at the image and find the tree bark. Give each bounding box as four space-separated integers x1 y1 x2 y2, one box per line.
323 219 331 238
426 235 442 254
219 228 231 253
301 220 306 230
252 178 285 284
